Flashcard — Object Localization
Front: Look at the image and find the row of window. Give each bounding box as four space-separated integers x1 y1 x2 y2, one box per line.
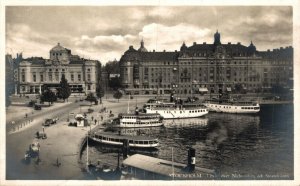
94 135 157 144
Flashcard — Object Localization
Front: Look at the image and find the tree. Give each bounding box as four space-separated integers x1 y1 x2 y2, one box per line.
86 93 97 105
113 90 123 102
96 84 105 104
109 76 122 90
41 88 57 105
58 74 71 102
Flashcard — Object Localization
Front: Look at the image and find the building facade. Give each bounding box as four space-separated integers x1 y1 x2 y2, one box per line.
18 43 101 95
119 31 293 95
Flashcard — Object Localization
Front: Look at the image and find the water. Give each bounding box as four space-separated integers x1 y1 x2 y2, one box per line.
82 104 294 180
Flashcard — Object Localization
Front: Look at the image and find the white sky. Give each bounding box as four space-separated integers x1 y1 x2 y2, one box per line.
5 6 293 63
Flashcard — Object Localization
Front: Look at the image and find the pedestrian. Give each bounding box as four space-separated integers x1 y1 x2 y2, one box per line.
94 119 97 125
25 113 28 118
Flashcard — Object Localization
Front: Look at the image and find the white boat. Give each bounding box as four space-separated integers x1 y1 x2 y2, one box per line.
203 99 260 114
89 132 159 148
144 102 208 119
112 113 164 128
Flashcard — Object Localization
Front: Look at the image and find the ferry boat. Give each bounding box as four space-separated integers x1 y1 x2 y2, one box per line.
112 112 164 128
144 102 208 119
203 99 260 114
89 132 159 148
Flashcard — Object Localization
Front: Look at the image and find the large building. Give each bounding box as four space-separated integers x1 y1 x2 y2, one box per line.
119 31 293 95
18 43 101 95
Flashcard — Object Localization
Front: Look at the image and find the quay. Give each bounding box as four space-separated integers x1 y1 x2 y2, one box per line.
122 148 216 180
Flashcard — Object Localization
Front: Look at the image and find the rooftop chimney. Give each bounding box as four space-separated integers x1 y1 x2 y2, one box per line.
193 42 197 45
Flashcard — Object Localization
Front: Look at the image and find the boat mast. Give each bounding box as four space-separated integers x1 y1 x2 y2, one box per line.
86 131 89 167
127 94 130 114
172 147 174 180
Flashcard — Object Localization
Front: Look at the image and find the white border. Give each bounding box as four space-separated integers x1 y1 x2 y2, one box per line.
1 0 299 186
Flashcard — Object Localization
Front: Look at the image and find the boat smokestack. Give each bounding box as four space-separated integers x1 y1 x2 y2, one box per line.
187 148 195 172
135 107 139 115
122 139 130 159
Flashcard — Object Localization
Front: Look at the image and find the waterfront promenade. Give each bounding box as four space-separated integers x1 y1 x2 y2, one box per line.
5 94 293 179
6 96 148 179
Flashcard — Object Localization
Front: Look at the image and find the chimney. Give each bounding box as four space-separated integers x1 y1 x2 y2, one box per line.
175 50 177 52
163 50 166 52
228 42 231 45
237 42 241 45
153 50 155 52
203 42 206 44
187 148 195 172
193 42 197 45
122 139 130 159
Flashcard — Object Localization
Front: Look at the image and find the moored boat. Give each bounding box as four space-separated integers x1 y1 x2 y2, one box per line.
144 102 208 119
112 112 164 128
203 99 260 114
89 132 159 148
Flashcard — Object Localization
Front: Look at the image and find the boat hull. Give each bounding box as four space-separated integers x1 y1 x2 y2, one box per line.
90 137 159 148
203 103 260 114
119 122 163 128
145 108 208 119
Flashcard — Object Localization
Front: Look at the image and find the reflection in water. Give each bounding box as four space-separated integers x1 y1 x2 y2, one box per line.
84 104 293 180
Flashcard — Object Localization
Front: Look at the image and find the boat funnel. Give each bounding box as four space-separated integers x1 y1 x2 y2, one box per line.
122 139 130 159
187 148 195 172
135 107 139 115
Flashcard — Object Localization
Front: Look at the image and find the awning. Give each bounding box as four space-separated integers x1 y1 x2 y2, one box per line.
199 87 208 92
226 87 232 92
75 114 84 119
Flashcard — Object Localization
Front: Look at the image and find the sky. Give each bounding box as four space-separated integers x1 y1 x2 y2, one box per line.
5 6 293 63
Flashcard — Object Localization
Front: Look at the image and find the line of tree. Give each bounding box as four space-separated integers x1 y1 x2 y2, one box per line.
103 59 122 90
40 88 57 105
113 90 123 102
96 84 105 104
40 74 71 105
57 74 71 102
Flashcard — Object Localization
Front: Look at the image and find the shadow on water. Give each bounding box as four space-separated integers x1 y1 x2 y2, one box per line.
81 104 293 180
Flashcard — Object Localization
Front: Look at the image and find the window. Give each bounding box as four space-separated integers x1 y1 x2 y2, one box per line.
87 74 91 81
78 74 81 81
49 74 52 81
22 74 25 82
88 85 91 90
40 74 43 82
87 68 90 72
71 74 74 82
33 74 36 82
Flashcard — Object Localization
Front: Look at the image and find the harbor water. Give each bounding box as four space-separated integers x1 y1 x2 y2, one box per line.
82 103 294 180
